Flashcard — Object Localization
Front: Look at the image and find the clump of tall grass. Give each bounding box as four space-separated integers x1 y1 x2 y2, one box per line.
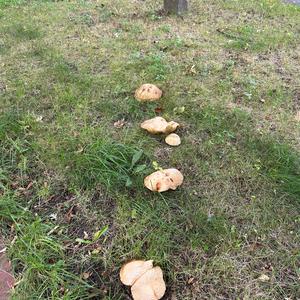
70 140 148 189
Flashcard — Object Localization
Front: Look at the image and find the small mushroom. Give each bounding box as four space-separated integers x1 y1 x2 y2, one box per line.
120 260 154 286
135 84 162 102
141 117 179 134
165 133 181 146
144 168 184 192
131 267 166 300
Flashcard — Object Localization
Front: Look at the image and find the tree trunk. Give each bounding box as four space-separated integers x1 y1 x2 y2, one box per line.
164 0 188 14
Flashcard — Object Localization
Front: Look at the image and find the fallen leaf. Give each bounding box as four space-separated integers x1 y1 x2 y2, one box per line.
187 277 195 285
82 272 91 280
65 206 75 223
155 107 163 114
114 118 126 128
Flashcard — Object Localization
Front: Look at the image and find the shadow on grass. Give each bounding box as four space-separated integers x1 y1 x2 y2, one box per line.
246 137 300 202
193 106 300 204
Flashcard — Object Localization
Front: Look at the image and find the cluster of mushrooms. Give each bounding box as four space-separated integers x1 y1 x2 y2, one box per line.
119 84 184 299
136 84 184 193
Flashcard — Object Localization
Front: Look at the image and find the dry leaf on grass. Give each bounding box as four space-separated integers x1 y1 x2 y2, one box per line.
81 272 91 280
65 205 76 223
154 107 163 114
114 119 127 128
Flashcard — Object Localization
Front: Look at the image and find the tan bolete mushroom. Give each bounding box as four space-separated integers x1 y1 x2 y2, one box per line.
165 133 181 146
131 267 166 300
135 84 162 102
141 117 179 135
144 168 184 192
120 260 154 286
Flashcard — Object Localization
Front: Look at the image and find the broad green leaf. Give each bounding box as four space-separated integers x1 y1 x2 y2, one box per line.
134 164 147 174
126 177 133 187
130 150 143 169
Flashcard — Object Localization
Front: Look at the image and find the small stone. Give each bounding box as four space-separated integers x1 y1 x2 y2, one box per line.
258 274 270 282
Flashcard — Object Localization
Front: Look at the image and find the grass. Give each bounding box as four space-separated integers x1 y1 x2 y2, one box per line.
69 141 149 188
0 0 300 299
1 192 97 299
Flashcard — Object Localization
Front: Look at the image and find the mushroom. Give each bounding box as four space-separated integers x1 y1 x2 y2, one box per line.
165 133 181 146
135 84 162 102
120 260 154 286
144 168 184 192
141 117 179 135
131 267 166 300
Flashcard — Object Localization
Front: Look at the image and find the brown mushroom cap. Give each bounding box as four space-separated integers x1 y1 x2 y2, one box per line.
135 84 162 102
120 260 153 286
144 168 184 192
141 117 179 135
165 133 181 146
131 267 166 300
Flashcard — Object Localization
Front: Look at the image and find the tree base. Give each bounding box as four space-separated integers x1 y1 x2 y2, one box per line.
164 0 188 14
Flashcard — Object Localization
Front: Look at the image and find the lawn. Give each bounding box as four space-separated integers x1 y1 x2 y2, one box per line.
0 0 299 299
